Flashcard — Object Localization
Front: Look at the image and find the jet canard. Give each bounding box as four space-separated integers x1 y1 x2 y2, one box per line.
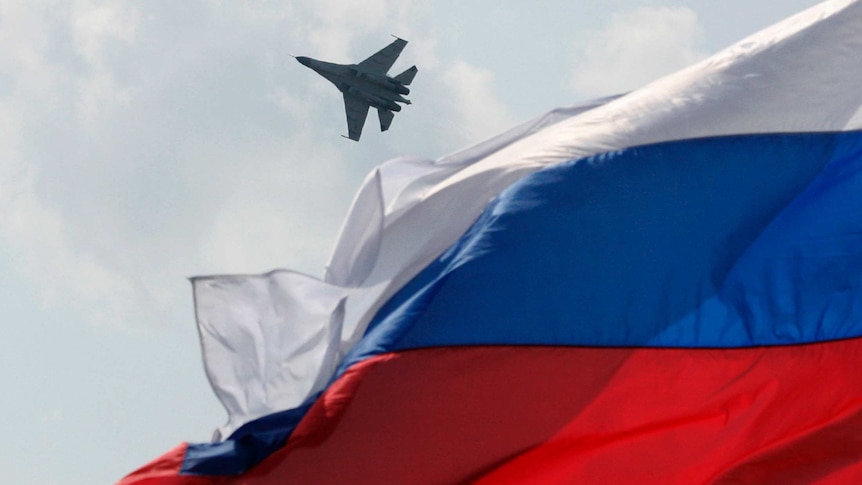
296 37 417 141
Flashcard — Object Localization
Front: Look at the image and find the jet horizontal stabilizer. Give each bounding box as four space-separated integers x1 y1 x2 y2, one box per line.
393 66 418 86
378 109 395 132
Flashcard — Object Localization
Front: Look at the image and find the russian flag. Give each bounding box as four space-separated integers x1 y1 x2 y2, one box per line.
120 1 862 483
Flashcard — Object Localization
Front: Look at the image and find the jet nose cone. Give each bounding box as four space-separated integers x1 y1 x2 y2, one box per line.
296 56 312 67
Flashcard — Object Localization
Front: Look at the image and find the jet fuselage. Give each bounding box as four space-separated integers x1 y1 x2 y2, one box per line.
296 57 411 113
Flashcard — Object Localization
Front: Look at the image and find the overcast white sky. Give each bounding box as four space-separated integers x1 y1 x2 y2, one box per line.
0 1 823 483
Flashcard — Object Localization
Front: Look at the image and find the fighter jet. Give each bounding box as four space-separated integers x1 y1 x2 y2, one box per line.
295 37 417 141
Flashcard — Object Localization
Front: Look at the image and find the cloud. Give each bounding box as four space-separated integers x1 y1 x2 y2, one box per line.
69 1 139 128
197 135 353 276
0 0 518 329
571 6 707 98
0 1 357 326
439 60 517 146
0 1 139 323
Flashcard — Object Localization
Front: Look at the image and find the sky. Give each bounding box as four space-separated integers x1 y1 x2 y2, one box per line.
0 1 824 483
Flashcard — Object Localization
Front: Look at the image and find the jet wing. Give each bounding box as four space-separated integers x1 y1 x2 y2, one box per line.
343 93 370 141
357 37 407 74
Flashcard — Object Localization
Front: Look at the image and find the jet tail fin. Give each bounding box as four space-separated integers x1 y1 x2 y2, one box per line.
393 65 418 86
378 109 395 132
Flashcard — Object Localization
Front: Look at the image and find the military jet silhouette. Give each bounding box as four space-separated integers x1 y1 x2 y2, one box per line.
295 37 417 141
